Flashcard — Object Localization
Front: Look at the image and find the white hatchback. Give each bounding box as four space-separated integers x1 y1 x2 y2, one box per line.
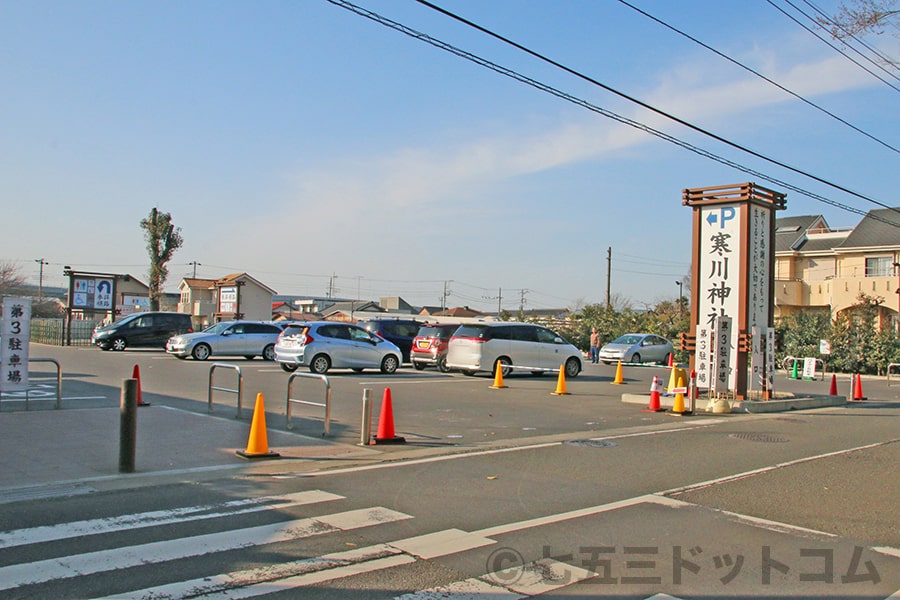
446 323 582 378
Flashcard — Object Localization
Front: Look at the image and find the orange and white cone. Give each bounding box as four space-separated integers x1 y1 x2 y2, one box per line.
643 375 665 412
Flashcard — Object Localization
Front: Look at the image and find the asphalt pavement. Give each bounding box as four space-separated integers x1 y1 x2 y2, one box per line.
1 358 897 502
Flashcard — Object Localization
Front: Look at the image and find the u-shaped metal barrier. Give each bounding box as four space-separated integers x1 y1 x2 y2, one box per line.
285 372 331 436
208 363 244 419
888 363 900 386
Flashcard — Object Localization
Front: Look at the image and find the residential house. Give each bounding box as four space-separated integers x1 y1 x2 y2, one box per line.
177 273 277 327
774 208 900 329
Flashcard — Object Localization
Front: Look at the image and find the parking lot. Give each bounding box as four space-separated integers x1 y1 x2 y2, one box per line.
11 344 894 451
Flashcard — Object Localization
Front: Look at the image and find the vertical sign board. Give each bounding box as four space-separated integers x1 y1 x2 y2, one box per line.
684 184 784 400
71 277 115 310
1 297 32 392
698 204 741 390
751 325 764 393
220 286 237 313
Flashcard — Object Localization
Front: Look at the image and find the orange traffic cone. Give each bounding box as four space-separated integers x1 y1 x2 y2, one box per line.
373 388 406 444
829 374 838 396
643 375 665 412
236 393 280 459
667 353 674 368
132 364 150 406
611 361 625 384
551 364 570 395
852 373 867 401
489 360 508 389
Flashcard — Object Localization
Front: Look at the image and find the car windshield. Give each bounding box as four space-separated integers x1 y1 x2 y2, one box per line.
612 334 643 345
202 322 232 334
282 326 308 337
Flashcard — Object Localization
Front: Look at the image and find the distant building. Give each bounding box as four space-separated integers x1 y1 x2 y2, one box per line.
775 208 900 329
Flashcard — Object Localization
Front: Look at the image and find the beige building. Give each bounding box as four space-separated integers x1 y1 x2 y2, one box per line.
775 208 900 328
177 273 276 328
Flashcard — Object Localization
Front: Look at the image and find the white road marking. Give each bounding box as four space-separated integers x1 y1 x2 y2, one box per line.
0 506 411 591
389 528 496 559
0 490 343 549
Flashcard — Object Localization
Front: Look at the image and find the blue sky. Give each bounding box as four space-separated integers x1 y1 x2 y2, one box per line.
3 0 898 312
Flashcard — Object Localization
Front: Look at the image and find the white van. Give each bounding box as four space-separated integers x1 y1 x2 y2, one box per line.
446 323 582 378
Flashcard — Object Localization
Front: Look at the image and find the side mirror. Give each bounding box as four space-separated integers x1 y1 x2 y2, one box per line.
554 337 564 344
222 330 232 336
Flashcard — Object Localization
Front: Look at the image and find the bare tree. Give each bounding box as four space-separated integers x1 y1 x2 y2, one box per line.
140 208 184 311
0 261 28 296
818 0 899 41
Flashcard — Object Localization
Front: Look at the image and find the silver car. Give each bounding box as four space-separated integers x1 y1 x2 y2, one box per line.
598 333 673 365
166 321 288 361
274 321 402 374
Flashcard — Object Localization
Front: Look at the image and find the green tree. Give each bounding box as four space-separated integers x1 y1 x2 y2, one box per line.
829 293 884 374
140 208 184 311
776 309 832 360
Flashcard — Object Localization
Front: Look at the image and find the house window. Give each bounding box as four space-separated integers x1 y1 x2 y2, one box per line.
865 257 893 277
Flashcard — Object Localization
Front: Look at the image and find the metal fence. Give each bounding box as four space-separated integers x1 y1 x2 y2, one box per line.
29 319 100 346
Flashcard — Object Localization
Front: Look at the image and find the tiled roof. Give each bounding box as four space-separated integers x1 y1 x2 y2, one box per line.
837 208 900 249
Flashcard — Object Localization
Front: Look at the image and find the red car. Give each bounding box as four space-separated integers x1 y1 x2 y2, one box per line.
410 323 460 372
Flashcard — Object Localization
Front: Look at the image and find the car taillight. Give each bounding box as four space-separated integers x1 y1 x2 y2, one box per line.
301 334 313 345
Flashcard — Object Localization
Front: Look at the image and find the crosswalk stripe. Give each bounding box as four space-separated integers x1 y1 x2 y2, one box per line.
395 558 597 599
97 543 409 599
0 507 411 591
0 490 343 549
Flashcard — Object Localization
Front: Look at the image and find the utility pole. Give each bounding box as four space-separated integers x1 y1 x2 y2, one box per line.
35 258 48 301
606 247 612 309
189 261 201 278
482 287 502 315
441 280 453 311
519 289 528 318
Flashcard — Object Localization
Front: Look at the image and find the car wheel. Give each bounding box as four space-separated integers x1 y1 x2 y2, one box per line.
631 353 641 364
493 357 512 378
437 355 451 373
192 344 211 361
661 353 671 366
111 338 127 352
381 355 399 374
280 363 299 373
310 354 330 374
412 362 425 371
262 344 276 361
564 357 581 378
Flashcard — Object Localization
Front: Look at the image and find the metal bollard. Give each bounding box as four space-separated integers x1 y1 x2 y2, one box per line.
120 378 138 473
360 388 373 446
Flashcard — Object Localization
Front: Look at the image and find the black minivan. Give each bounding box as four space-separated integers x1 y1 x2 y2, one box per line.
362 319 422 363
91 311 193 351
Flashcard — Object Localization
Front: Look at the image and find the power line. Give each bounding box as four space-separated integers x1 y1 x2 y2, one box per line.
766 0 900 93
616 0 900 154
802 0 900 72
408 0 897 212
327 0 900 227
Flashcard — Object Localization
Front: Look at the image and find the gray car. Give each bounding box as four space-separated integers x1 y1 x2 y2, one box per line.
166 320 288 361
598 333 673 365
274 321 402 374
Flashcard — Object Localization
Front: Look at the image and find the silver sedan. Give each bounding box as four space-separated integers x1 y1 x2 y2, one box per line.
166 321 287 361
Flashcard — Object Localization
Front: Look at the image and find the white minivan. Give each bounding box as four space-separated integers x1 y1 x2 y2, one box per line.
446 323 582 378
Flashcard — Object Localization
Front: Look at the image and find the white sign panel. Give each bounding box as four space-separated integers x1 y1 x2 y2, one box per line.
94 278 113 309
748 204 771 331
1 297 32 392
220 286 237 313
712 315 733 394
697 204 741 390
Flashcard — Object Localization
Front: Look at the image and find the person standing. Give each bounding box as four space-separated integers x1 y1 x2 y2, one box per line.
589 328 601 364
